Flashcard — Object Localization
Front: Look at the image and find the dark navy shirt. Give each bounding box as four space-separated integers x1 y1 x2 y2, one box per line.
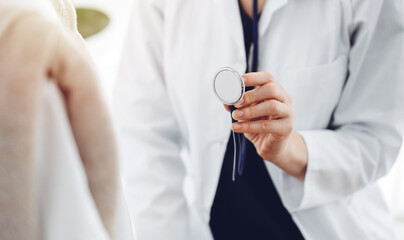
209 2 305 240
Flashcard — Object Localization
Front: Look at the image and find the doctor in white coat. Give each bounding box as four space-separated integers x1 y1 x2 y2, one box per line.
114 0 404 239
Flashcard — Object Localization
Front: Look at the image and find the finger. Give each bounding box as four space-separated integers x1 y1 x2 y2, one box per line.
223 104 230 112
232 119 293 136
233 100 290 121
242 71 274 87
235 82 288 108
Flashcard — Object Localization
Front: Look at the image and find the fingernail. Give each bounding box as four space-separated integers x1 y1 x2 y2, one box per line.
234 110 244 118
235 99 244 108
242 76 247 83
233 123 241 130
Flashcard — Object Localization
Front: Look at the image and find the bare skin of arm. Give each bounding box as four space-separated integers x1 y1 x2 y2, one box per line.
0 7 118 239
50 25 119 235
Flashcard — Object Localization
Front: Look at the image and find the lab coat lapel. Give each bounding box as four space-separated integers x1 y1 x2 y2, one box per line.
259 0 289 37
216 0 246 68
201 0 247 222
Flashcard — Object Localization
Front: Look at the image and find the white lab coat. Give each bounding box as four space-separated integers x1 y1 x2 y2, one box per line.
114 0 404 239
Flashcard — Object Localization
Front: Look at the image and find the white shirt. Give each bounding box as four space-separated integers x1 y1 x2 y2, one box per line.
35 82 112 240
114 0 404 239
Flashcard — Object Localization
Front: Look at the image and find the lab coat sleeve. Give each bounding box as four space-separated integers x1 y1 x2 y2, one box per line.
277 0 404 212
113 1 189 239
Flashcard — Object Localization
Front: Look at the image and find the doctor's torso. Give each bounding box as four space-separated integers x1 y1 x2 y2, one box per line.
117 0 401 239
160 0 353 223
162 0 350 148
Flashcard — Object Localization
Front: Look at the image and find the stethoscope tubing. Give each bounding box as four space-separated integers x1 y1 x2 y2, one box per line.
213 0 260 182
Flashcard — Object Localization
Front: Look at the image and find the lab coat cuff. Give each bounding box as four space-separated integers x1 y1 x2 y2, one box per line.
278 130 320 212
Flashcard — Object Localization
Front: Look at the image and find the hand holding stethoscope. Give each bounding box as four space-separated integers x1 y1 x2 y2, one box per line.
225 72 296 163
213 0 307 182
214 69 307 182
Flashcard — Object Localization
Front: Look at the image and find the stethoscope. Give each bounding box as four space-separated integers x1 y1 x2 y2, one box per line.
213 0 259 181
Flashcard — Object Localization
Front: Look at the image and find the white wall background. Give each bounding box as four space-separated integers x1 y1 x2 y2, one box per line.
73 0 404 238
72 0 133 103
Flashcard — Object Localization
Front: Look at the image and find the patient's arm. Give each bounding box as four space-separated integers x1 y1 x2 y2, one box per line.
0 5 118 239
0 8 47 240
49 23 119 236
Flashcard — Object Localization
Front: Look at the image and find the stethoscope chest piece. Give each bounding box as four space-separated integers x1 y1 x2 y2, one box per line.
213 67 245 105
213 67 246 181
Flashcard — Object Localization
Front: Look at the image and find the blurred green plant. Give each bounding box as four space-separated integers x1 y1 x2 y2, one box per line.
76 7 109 39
